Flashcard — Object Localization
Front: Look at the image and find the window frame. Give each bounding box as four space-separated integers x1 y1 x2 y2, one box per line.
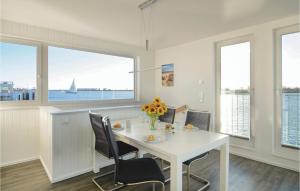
0 36 42 106
274 24 300 151
0 36 138 107
44 43 138 105
215 35 255 141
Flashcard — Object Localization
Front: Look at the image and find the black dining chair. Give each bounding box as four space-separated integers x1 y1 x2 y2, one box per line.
89 112 139 191
103 116 166 191
159 107 176 124
183 110 211 191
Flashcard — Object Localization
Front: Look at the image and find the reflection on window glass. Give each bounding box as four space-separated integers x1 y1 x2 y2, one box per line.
220 42 251 139
0 42 37 101
281 32 300 148
48 46 135 101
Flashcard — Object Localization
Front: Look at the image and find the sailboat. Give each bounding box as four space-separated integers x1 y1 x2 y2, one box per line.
66 79 77 93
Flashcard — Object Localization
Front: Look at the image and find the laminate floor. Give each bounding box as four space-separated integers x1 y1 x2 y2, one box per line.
1 151 299 191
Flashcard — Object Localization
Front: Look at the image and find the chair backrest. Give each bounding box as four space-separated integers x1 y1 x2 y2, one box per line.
102 116 120 183
185 110 211 131
159 108 176 124
89 111 111 158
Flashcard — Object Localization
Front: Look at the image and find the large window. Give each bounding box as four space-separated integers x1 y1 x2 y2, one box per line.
0 40 38 102
48 46 135 102
216 37 252 139
275 26 300 149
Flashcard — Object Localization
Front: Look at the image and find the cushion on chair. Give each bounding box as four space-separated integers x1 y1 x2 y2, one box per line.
117 158 165 184
183 152 209 165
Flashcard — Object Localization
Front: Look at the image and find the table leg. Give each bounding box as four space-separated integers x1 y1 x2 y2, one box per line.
92 135 99 173
220 142 229 191
170 158 182 191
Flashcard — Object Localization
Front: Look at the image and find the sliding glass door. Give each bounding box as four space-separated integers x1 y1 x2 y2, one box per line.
216 37 252 139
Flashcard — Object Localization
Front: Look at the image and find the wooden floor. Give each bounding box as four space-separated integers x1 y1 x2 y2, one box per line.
1 151 299 191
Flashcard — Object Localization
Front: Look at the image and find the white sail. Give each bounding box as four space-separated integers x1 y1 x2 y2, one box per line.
66 79 77 93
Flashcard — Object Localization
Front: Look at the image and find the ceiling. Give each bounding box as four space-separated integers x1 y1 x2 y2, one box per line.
1 0 299 49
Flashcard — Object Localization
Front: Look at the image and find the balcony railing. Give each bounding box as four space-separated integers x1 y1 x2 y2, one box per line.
220 91 250 139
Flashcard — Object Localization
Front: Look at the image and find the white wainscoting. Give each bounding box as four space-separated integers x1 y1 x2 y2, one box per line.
0 107 40 167
39 107 56 181
39 105 141 182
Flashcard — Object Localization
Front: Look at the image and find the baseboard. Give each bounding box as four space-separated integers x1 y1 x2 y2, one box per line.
40 156 92 183
39 156 53 182
0 156 39 167
230 150 299 172
51 168 92 183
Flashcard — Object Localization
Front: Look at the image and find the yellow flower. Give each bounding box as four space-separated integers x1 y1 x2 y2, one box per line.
157 107 164 116
148 106 157 115
153 97 161 103
142 97 167 116
154 102 161 108
141 104 150 111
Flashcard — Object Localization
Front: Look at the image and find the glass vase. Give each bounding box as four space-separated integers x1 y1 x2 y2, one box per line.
149 116 157 130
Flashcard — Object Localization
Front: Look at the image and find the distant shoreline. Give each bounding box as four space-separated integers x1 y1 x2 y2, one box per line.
53 89 133 91
11 89 134 91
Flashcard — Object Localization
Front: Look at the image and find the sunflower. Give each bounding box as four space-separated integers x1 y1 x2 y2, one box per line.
141 97 168 117
148 106 157 115
141 104 150 111
157 107 164 116
154 102 161 108
153 97 161 103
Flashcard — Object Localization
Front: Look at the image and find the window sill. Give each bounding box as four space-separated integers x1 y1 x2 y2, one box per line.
281 144 300 150
49 104 141 115
219 132 251 140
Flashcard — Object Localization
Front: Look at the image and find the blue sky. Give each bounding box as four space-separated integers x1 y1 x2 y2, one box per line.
48 46 134 90
282 32 300 88
221 41 250 90
0 42 37 89
221 32 300 89
0 43 134 90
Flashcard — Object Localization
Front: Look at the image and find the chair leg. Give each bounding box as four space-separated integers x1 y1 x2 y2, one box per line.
183 164 210 191
161 183 166 191
186 166 190 191
126 181 165 191
92 170 125 191
153 156 170 171
160 182 165 191
190 173 210 191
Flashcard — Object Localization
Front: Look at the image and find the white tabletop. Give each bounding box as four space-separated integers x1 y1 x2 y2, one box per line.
113 119 228 162
112 119 229 191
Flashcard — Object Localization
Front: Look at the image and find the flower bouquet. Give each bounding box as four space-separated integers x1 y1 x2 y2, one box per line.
141 97 168 130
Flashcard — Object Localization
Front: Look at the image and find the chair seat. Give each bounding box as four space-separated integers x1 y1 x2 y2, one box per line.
117 158 165 184
183 152 209 165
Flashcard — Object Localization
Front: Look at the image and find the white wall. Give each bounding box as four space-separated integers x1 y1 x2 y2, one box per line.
0 107 40 166
155 15 300 171
0 19 155 166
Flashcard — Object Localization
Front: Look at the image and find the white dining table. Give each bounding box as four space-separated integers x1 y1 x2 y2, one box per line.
113 120 229 191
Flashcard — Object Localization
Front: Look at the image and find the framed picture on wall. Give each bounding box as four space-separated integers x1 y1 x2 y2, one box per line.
162 64 174 87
